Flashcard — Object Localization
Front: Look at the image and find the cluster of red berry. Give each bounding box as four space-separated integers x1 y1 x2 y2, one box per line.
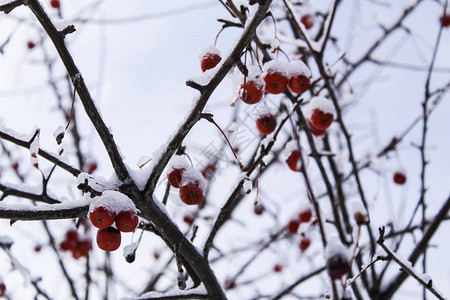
167 156 207 206
88 191 139 252
60 229 92 259
286 208 313 252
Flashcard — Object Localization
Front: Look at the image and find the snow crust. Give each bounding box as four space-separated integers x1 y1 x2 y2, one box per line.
286 60 311 77
263 60 287 76
325 239 350 261
88 190 137 215
238 65 265 88
198 44 221 59
304 96 336 118
180 166 207 194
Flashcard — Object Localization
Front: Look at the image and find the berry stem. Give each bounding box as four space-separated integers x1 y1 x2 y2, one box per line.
201 113 243 169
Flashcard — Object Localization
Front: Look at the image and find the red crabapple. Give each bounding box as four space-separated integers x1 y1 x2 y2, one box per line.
298 208 312 223
115 211 139 232
96 227 121 252
167 168 184 188
254 203 265 215
183 214 195 225
325 241 350 279
306 119 327 137
50 0 60 9
263 61 288 94
393 171 406 185
301 14 314 29
199 46 222 72
287 220 300 234
287 60 311 94
441 14 450 27
27 41 36 50
256 113 277 135
310 108 334 130
299 237 311 252
89 206 116 229
273 264 283 272
180 182 204 205
239 80 264 104
285 142 309 173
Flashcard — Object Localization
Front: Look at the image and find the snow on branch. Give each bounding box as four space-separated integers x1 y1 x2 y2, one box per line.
377 226 447 300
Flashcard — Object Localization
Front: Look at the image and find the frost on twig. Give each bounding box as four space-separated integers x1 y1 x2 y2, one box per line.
377 226 447 300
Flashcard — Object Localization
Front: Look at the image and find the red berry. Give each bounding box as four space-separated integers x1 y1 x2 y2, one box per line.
201 163 216 180
96 227 121 252
27 41 36 50
0 282 5 297
309 108 334 130
179 183 204 205
254 203 265 215
86 162 98 174
327 253 350 279
301 14 314 29
256 114 277 135
65 229 79 241
263 71 288 94
167 168 184 188
201 53 222 72
306 119 327 137
287 220 300 234
286 150 303 172
239 80 264 105
393 171 406 185
224 278 236 290
298 208 312 223
299 237 311 252
50 0 60 9
11 161 19 171
288 74 310 94
89 206 116 229
273 264 283 272
154 251 160 260
115 211 139 232
79 239 92 256
183 214 195 225
34 244 42 252
440 14 450 27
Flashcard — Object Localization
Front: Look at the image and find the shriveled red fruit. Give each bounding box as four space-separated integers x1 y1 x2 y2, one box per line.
440 14 450 27
34 244 42 252
239 80 264 105
264 70 288 94
153 251 160 260
299 237 311 252
287 219 300 234
50 0 60 9
180 183 204 205
27 41 36 50
89 206 116 229
393 171 406 185
301 14 314 29
201 53 222 72
298 208 312 223
256 114 277 135
96 227 121 252
273 264 283 272
288 74 310 94
115 211 139 232
307 119 327 137
310 108 334 130
183 214 195 225
254 203 265 215
167 168 184 188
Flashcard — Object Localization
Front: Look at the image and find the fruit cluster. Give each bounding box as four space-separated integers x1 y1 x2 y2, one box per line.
286 208 313 252
60 229 92 259
88 191 139 252
167 156 207 206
